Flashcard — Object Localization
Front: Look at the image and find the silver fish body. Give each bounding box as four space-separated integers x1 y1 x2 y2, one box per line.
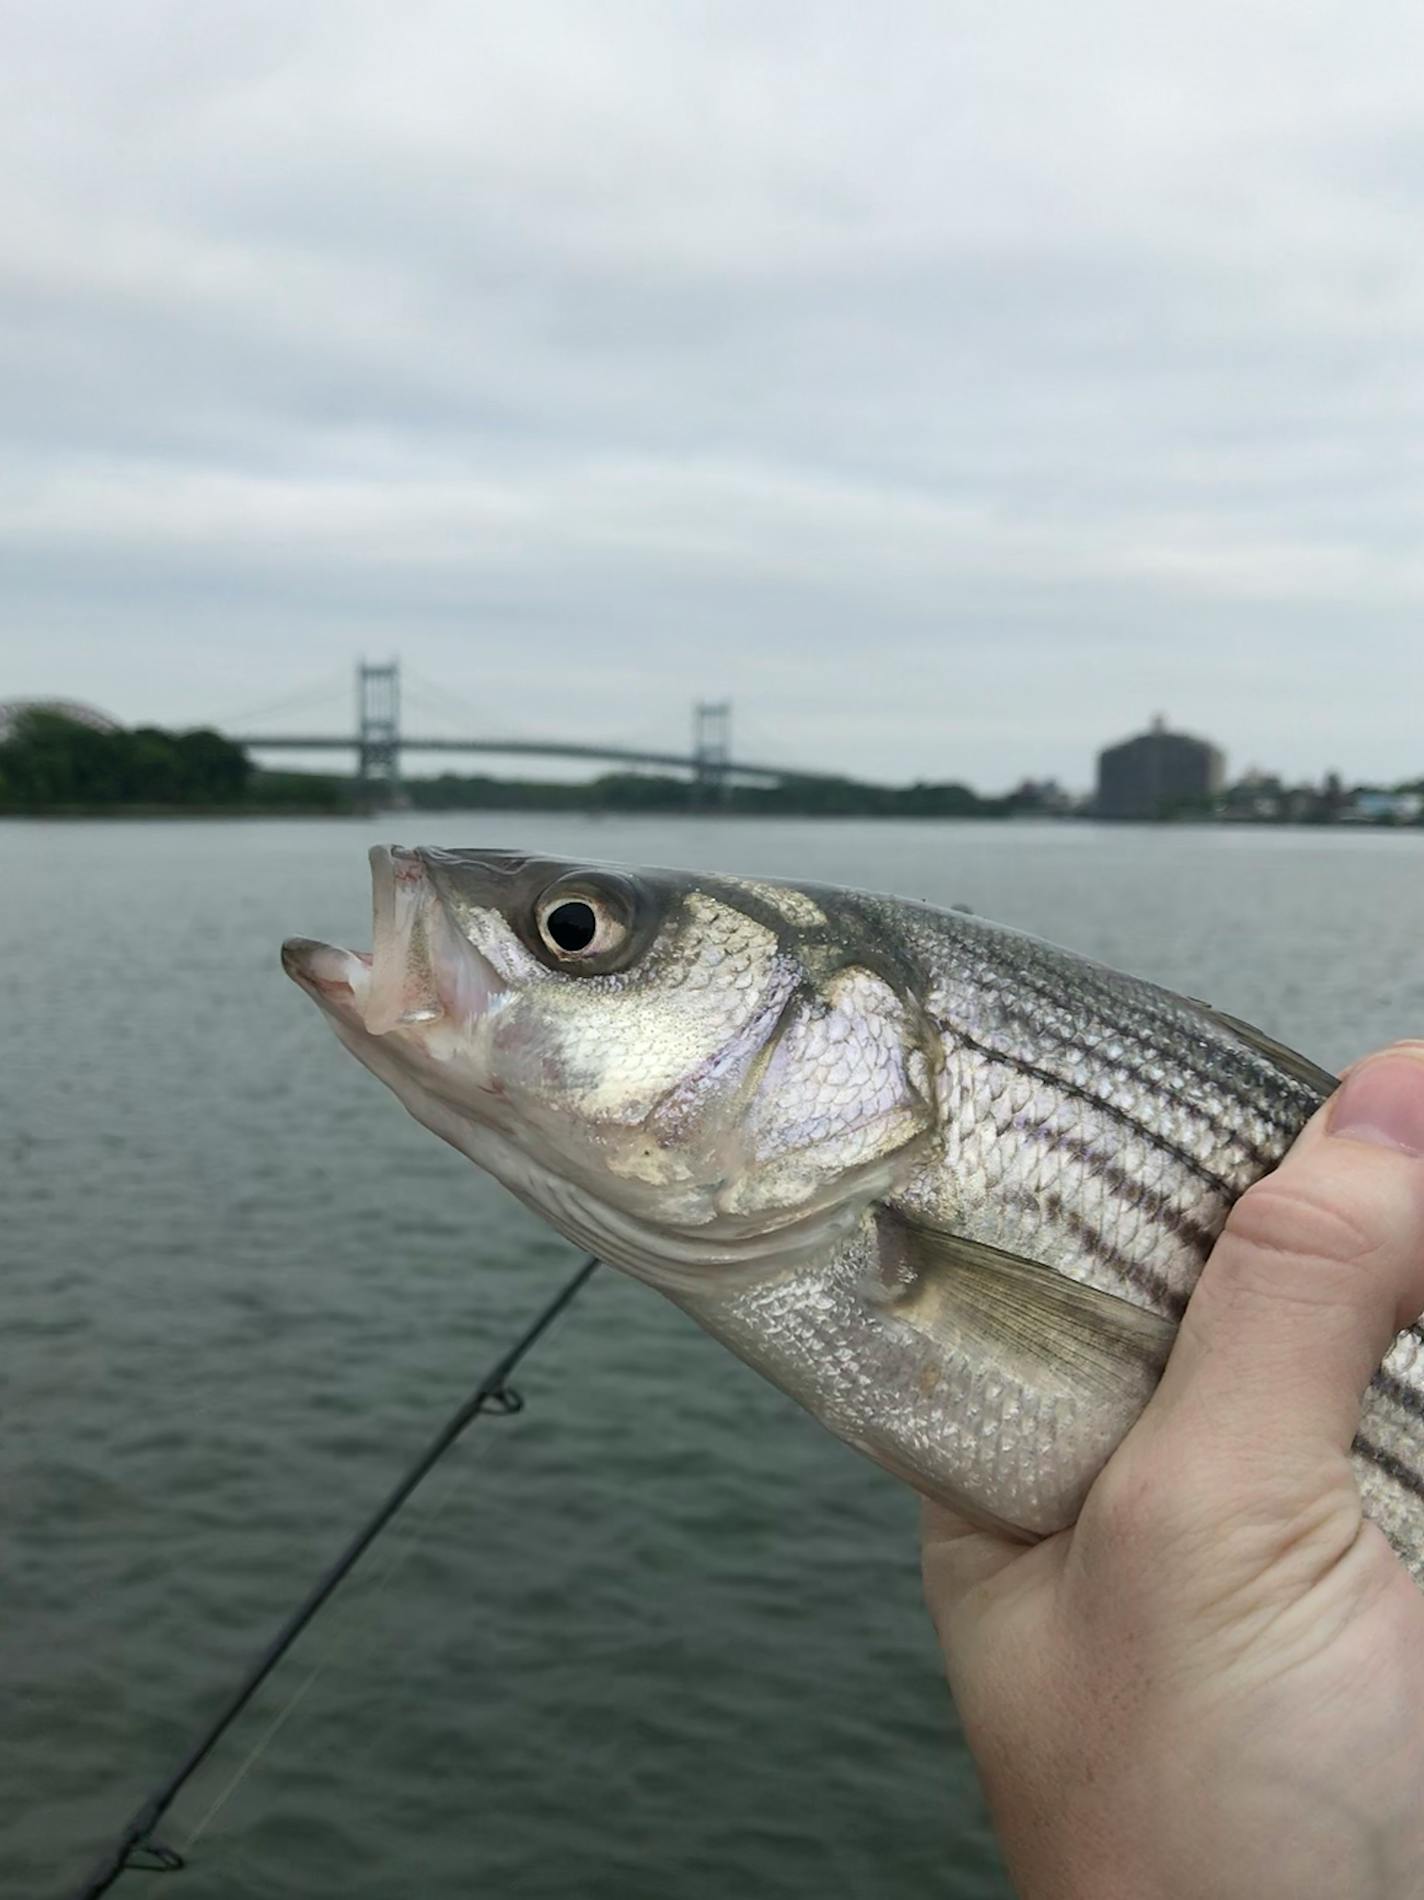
283 848 1424 1579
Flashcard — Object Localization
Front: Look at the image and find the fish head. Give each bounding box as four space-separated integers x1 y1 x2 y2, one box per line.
283 847 939 1293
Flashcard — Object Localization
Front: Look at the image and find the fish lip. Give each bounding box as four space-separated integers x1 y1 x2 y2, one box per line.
364 844 421 1033
281 937 373 1018
283 846 505 1039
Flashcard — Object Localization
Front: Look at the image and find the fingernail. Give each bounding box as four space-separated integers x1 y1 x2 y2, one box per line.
1331 1053 1424 1157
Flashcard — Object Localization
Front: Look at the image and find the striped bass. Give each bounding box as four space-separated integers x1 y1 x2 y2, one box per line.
282 847 1424 1580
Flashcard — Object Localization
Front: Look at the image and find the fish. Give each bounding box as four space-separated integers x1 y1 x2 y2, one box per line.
282 846 1424 1579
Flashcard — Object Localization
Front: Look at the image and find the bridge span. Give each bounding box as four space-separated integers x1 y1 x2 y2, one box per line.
230 663 856 798
231 732 836 784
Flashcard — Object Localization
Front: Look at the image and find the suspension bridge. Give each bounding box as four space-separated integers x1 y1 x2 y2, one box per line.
229 661 854 801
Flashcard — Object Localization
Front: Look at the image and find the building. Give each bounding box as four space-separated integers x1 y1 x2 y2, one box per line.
1095 716 1225 820
1342 789 1424 825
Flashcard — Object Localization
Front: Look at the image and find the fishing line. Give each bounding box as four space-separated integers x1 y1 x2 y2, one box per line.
69 1252 601 1898
176 1665 323 1856
179 1346 516 1855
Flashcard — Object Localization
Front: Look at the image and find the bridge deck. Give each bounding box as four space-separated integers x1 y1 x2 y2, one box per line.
232 734 856 785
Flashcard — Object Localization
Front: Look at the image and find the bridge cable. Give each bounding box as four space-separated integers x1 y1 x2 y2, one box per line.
209 670 354 733
401 669 688 768
68 1252 602 1898
398 668 513 733
399 666 564 751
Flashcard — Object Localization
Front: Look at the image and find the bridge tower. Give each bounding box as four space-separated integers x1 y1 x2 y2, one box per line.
692 700 732 804
357 659 401 807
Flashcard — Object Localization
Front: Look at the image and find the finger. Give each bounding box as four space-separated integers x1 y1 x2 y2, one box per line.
920 1498 1055 1648
921 1497 1021 1598
1137 1044 1424 1489
1338 1038 1424 1081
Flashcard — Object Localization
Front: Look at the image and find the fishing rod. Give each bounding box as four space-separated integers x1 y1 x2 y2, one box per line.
70 1252 602 1898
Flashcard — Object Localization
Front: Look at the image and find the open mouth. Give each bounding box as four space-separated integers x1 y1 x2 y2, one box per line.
281 845 502 1036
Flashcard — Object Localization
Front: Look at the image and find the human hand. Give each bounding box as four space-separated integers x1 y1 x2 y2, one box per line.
922 1043 1424 1900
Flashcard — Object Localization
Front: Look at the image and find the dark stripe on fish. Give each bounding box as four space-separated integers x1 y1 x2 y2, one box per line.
956 1180 1185 1317
1369 1368 1424 1425
984 995 1287 1177
1041 1191 1188 1319
1025 1123 1223 1264
1355 1434 1424 1503
957 951 1312 1145
948 1024 1242 1202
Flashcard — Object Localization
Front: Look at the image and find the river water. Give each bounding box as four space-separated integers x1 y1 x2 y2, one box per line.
6 816 1423 1899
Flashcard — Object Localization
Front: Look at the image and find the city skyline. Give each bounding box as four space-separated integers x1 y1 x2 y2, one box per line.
15 653 1424 800
11 679 1423 812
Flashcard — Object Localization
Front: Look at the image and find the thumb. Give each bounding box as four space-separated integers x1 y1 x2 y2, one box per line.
1125 1043 1424 1539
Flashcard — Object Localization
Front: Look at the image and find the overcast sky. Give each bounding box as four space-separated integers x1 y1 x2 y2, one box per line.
2 2 1421 789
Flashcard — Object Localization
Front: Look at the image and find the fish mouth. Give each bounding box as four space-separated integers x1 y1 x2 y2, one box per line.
281 845 503 1037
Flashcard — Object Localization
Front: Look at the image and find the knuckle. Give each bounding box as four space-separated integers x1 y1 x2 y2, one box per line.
1082 1445 1202 1558
1080 1438 1362 1626
1226 1175 1381 1267
1215 1177 1387 1300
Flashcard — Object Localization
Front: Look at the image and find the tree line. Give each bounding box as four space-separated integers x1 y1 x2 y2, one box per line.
0 710 1030 817
0 709 353 811
406 769 1021 817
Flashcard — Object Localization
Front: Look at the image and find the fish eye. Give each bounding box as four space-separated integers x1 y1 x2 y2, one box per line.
534 883 631 965
544 899 596 953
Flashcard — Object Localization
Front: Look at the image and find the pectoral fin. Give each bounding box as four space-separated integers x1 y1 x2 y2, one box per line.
876 1210 1177 1406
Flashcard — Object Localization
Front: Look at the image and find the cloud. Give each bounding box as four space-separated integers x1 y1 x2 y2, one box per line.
1 0 1422 786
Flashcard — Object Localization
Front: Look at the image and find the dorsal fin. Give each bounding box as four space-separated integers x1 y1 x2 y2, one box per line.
1190 1002 1337 1098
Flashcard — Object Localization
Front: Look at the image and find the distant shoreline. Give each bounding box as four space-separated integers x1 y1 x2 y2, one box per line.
3 804 1420 832
6 713 1417 827
5 803 1023 821
0 803 360 820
